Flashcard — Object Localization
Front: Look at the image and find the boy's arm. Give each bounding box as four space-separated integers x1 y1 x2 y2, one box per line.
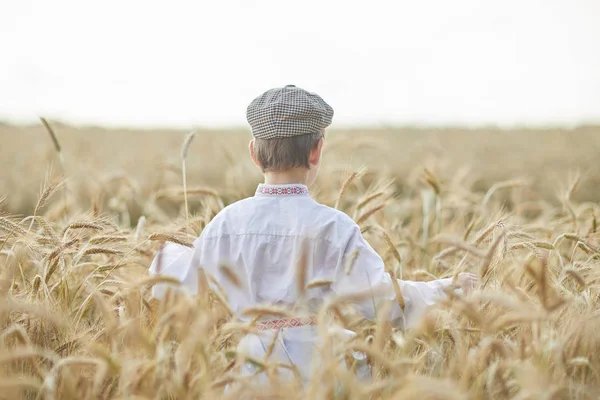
188 234 249 312
148 233 224 301
148 242 196 300
332 224 456 329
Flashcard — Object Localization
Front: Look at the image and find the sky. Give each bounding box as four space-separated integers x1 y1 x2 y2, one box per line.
1 0 599 128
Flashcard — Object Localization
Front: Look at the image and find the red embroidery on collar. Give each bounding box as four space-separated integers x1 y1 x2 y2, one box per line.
256 185 309 196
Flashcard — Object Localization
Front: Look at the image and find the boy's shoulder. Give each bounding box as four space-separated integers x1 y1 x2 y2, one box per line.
302 200 362 243
310 200 359 228
199 196 255 230
197 195 360 240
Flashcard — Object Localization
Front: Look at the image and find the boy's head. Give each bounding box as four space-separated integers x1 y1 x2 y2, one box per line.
246 85 333 184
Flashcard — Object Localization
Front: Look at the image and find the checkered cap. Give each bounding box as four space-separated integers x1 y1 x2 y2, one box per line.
246 85 334 140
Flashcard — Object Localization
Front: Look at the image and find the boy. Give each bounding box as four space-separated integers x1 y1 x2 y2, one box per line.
149 84 478 387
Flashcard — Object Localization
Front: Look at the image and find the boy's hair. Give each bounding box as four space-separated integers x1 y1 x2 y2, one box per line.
254 130 323 171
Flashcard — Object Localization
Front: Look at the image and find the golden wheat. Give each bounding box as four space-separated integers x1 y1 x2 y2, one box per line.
0 125 599 399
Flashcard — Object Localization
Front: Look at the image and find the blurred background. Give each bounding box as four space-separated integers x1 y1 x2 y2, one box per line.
1 0 599 218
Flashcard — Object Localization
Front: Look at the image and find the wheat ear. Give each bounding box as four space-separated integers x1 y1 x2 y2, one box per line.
40 118 69 214
181 130 197 222
335 166 365 210
40 117 62 159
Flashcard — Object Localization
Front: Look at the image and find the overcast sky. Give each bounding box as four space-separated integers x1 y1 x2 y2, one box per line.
1 0 599 128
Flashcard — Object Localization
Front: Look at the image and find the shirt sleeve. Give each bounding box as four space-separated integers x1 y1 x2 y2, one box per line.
396 277 454 329
148 242 197 300
186 233 253 315
331 224 454 329
148 233 225 301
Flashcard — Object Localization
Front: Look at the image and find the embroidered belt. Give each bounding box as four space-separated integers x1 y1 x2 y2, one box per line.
256 316 317 331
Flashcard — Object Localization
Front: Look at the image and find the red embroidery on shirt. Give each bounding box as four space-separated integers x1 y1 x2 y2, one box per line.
256 185 308 196
256 316 317 330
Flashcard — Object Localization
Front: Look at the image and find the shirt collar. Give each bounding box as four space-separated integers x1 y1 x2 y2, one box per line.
255 183 310 197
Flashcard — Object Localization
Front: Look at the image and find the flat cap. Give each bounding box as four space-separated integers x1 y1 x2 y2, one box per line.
246 85 334 140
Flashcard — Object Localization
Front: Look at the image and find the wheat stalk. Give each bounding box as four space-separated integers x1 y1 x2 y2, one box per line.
335 166 365 209
40 118 69 215
82 247 122 257
134 216 146 241
564 268 586 289
306 279 333 289
48 238 79 262
32 183 60 227
482 179 527 211
66 222 103 231
379 228 401 264
148 233 194 248
344 249 360 275
219 264 242 288
0 217 27 236
181 130 197 222
89 235 128 245
40 117 62 155
240 305 294 319
356 204 385 225
296 240 309 299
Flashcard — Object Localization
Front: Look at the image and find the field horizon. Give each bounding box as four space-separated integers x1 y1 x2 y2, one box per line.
2 123 600 217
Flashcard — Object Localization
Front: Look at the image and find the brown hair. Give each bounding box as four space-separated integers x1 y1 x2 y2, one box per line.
253 131 323 171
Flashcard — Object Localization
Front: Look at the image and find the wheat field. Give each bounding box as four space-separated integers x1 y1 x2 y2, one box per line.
1 122 600 399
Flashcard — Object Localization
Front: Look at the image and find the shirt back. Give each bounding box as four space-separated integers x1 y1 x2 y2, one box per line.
190 183 365 315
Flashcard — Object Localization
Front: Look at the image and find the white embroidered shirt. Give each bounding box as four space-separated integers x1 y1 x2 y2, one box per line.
149 183 453 329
